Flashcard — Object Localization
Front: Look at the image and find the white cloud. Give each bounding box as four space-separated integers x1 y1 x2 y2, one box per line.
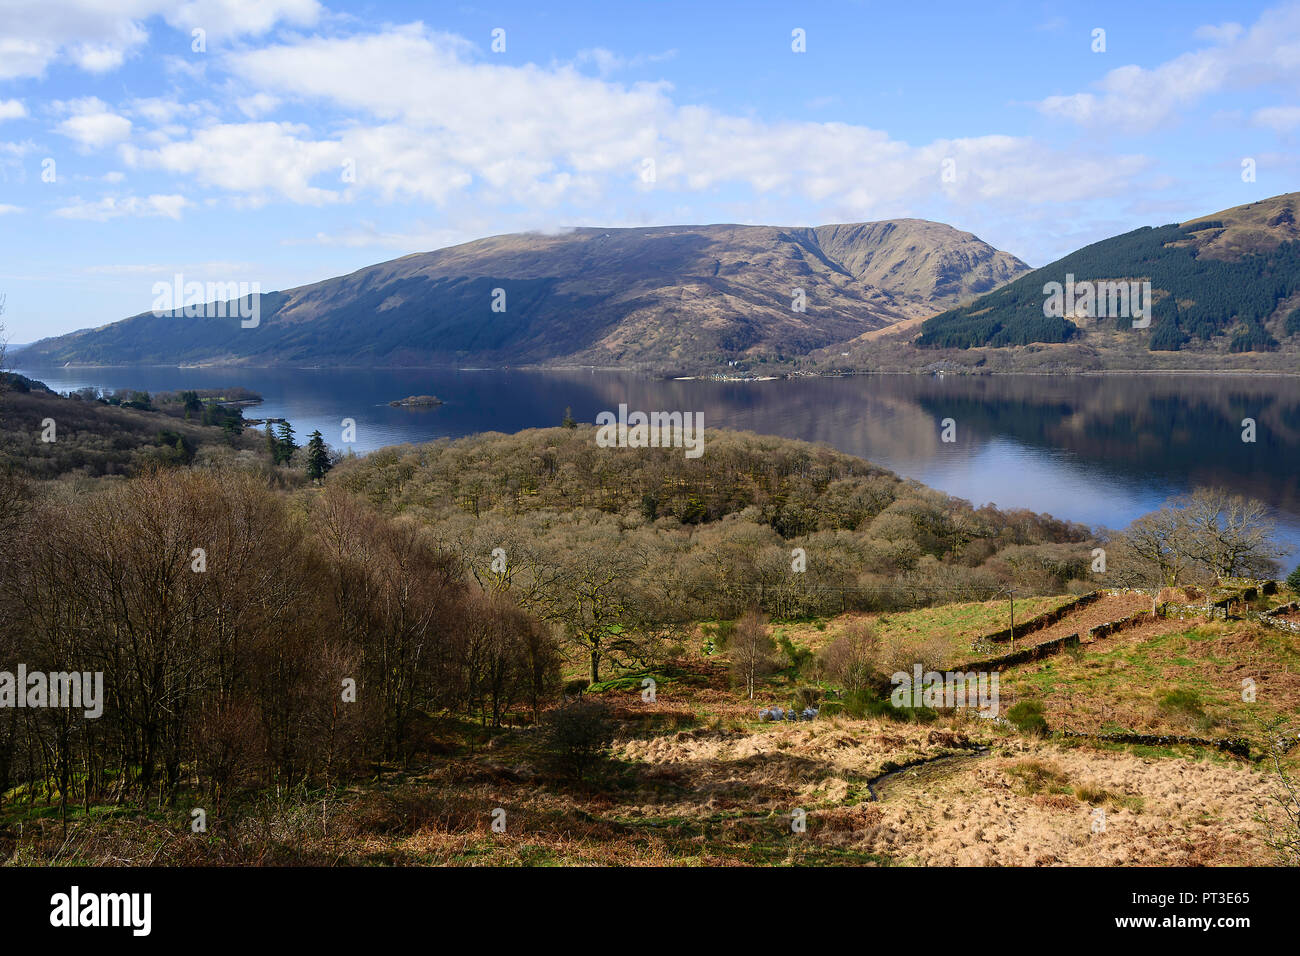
164 0 321 36
54 194 191 221
282 222 476 250
0 141 35 158
0 37 55 80
68 20 150 73
0 100 28 122
1036 5 1300 129
0 0 322 79
236 92 280 118
129 97 205 125
55 97 133 150
1194 22 1245 44
122 122 345 204
192 24 1147 217
84 259 255 275
0 204 22 215
13 18 1168 243
1253 105 1300 131
574 47 677 77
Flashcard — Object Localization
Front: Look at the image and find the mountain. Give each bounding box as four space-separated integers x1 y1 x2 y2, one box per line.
916 193 1300 354
20 221 1028 369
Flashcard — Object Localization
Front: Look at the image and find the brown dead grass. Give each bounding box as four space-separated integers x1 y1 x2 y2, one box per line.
826 740 1278 866
1009 592 1153 650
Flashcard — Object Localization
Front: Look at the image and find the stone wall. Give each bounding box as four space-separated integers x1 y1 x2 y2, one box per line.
1263 600 1299 618
962 608 1157 672
965 633 1082 673
1087 609 1155 641
1258 604 1300 633
983 591 1103 644
1058 730 1250 758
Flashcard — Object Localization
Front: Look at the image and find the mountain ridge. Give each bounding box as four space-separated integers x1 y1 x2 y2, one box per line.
914 192 1300 355
19 219 1029 369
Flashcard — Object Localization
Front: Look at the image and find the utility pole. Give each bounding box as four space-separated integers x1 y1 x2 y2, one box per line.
1005 587 1016 653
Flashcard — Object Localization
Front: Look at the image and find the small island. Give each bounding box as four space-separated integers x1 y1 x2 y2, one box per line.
388 394 444 407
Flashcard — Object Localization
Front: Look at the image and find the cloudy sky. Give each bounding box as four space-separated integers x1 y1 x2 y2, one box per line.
2 0 1299 343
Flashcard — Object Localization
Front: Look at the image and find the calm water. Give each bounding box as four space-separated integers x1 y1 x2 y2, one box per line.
16 365 1300 568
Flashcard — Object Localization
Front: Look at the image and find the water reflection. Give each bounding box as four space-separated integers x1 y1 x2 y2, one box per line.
16 365 1300 563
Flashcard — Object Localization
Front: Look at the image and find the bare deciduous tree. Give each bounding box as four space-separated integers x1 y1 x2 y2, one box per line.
1173 487 1285 580
1108 507 1197 612
1107 490 1286 612
729 610 777 700
818 621 879 695
0 467 561 815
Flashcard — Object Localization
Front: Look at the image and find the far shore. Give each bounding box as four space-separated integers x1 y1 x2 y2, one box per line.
14 360 1300 381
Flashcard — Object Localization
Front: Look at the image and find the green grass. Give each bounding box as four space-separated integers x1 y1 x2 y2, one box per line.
1001 620 1300 736
782 593 1075 666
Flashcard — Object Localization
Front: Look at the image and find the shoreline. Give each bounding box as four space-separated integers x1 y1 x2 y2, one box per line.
16 361 1300 381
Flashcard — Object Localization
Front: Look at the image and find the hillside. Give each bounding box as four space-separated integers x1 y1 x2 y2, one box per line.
1 407 1293 869
332 425 1096 634
18 221 1027 370
914 193 1300 355
0 373 263 478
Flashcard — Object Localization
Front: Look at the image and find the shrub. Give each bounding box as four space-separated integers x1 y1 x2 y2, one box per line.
1006 699 1049 736
842 688 936 723
878 633 949 678
713 619 736 649
1158 689 1203 717
792 686 823 711
843 689 890 719
1007 759 1068 795
543 699 616 780
1255 715 1300 865
817 621 879 695
1074 783 1111 805
894 703 938 723
562 679 590 699
778 634 813 673
587 672 666 694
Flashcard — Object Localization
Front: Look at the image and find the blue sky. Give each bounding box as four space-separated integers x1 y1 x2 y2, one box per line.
2 0 1299 343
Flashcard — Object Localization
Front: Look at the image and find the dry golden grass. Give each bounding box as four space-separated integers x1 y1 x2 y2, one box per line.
834 741 1279 866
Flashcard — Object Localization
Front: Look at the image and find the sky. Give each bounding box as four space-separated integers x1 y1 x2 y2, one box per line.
1 0 1299 344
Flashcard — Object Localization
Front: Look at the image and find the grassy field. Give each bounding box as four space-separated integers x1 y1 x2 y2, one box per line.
1001 618 1300 736
774 593 1076 667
